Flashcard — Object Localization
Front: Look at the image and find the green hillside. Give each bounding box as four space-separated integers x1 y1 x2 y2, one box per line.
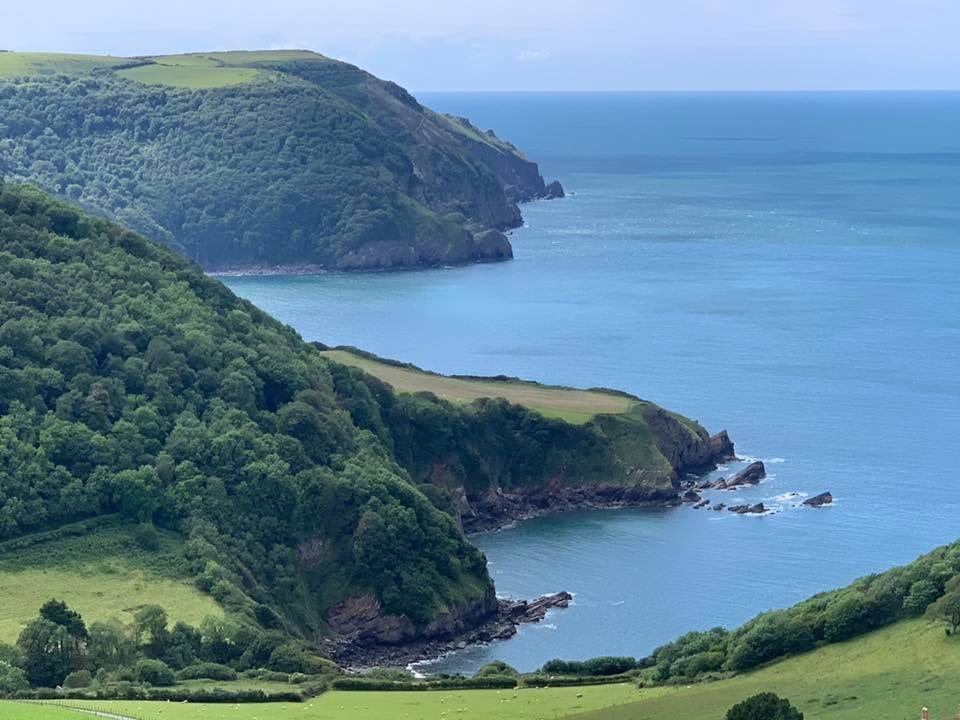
0 50 558 271
0 179 494 650
0 182 731 692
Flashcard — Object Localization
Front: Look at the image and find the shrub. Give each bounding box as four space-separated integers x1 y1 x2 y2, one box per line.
134 659 175 687
726 692 803 720
267 642 338 675
541 656 637 676
63 669 93 688
474 660 519 678
364 667 415 682
176 662 238 682
132 522 161 551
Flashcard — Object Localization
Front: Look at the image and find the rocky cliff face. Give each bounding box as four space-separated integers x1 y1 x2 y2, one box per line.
326 586 499 646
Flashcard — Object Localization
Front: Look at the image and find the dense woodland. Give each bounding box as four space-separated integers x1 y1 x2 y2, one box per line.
0 54 544 269
0 180 493 639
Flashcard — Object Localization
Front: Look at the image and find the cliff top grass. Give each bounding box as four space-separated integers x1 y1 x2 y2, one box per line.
0 51 126 78
321 348 635 424
0 49 325 87
37 617 960 720
0 522 222 643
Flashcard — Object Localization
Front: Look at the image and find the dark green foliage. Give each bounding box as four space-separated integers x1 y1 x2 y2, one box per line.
0 54 533 270
932 590 960 632
330 676 518 691
16 617 82 688
133 658 175 686
0 181 491 633
175 662 238 681
474 660 519 678
39 599 88 640
267 642 338 675
132 522 161 550
541 656 638 677
364 667 416 682
87 620 137 671
0 661 28 694
62 668 93 688
726 692 803 720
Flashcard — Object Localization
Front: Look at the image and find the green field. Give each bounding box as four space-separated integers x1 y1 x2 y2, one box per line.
0 52 125 78
27 683 649 720
0 525 222 643
321 349 634 424
0 50 316 87
0 704 75 719
117 63 265 89
13 618 953 720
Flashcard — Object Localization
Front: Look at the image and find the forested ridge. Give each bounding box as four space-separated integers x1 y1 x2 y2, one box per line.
0 180 493 644
0 51 559 270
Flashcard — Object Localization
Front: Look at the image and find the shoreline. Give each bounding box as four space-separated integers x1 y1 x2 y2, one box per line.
322 591 573 672
206 253 515 278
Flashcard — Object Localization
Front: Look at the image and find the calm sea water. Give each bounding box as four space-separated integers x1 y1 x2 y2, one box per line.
224 93 960 673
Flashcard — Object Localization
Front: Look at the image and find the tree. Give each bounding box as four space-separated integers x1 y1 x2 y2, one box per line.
132 605 169 658
16 618 82 688
39 600 88 641
727 692 804 720
133 658 175 686
87 621 137 671
933 591 960 633
0 661 28 694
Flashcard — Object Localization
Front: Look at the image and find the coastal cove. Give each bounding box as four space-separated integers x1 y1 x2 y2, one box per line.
223 92 960 674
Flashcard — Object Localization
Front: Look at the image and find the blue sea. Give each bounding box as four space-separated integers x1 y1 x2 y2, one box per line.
224 92 960 673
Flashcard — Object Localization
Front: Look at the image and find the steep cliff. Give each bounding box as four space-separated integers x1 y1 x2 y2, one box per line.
322 351 735 533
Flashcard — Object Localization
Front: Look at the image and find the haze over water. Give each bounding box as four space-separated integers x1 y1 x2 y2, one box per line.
224 92 960 673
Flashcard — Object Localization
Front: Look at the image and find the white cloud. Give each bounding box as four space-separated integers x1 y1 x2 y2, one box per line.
515 48 552 62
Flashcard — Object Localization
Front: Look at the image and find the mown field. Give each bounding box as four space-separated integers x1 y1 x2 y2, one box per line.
321 349 633 424
0 524 221 643
6 618 952 720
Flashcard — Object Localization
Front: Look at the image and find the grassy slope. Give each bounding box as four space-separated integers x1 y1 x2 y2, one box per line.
47 618 960 720
116 64 264 88
0 525 221 643
576 618 960 720
0 52 124 78
0 50 329 88
321 349 634 424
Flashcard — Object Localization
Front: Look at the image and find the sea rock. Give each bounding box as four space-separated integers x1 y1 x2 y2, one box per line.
802 491 833 507
713 503 726 511
471 229 513 261
729 503 766 515
693 499 711 510
723 461 766 490
682 489 702 503
544 180 566 199
708 430 736 460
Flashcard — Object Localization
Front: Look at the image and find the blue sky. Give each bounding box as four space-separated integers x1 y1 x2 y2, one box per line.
3 0 958 91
